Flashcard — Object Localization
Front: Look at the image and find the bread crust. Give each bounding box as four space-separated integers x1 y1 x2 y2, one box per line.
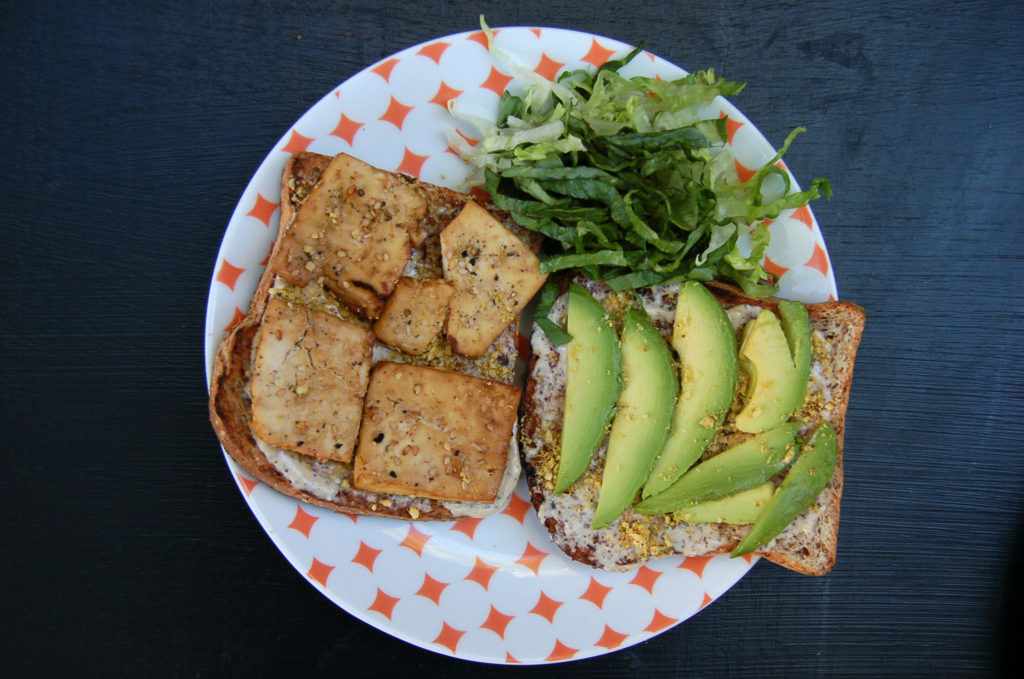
209 152 540 520
520 275 865 575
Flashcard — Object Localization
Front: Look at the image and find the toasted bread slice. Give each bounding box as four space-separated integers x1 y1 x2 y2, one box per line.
209 152 541 520
520 275 865 575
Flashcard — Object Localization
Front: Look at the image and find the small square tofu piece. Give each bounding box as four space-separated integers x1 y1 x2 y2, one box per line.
353 361 520 502
271 153 428 318
372 277 455 356
441 201 548 358
251 297 374 462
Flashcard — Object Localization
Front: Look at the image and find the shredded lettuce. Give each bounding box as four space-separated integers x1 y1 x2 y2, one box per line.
452 17 831 316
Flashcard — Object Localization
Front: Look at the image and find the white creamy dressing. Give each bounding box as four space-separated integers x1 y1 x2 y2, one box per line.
726 303 763 330
258 438 347 500
524 281 839 570
809 328 833 403
257 425 522 519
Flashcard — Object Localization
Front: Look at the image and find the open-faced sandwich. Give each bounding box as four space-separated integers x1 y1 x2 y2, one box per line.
208 151 546 520
520 274 864 575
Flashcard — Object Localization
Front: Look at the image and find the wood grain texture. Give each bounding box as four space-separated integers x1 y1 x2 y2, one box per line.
2 0 1021 676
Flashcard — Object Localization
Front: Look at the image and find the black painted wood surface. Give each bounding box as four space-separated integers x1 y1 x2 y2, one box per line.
2 1 1021 676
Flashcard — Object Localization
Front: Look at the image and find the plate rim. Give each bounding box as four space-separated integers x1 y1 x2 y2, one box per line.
204 24 837 664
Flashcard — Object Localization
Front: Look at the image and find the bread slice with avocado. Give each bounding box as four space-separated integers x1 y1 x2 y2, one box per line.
209 151 543 521
520 274 864 575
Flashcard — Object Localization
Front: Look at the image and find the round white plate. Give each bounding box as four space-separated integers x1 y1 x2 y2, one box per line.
204 26 837 665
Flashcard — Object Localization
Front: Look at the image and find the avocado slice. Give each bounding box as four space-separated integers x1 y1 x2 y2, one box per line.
634 422 802 515
734 304 811 434
555 284 623 494
672 483 775 524
732 422 838 557
591 305 678 528
643 281 739 498
778 300 812 395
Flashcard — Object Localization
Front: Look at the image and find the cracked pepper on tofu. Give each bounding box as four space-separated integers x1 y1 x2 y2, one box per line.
440 200 548 358
269 153 428 319
250 297 374 462
372 277 455 356
353 361 520 502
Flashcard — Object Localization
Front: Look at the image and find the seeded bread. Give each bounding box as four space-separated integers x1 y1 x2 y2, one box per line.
520 275 865 575
209 152 541 520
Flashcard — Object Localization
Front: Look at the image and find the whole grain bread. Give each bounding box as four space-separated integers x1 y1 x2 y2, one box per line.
519 275 865 575
208 152 540 520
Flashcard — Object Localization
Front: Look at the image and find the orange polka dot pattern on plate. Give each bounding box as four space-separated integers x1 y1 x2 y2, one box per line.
204 27 838 664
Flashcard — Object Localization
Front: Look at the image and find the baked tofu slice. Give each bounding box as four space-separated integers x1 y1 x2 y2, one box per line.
353 361 520 502
270 153 428 318
440 201 548 358
372 277 455 356
251 297 374 462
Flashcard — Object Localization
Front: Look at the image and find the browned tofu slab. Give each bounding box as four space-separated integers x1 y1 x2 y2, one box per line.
353 361 520 502
440 201 548 358
251 297 374 462
269 153 428 318
372 277 455 356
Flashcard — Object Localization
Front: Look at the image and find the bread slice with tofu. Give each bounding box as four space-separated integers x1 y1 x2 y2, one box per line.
520 274 865 575
209 151 543 521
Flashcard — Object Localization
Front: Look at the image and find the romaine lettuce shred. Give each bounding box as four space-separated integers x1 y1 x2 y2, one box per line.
450 19 831 335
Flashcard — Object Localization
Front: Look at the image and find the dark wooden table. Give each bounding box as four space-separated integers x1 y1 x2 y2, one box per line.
3 1 1020 676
